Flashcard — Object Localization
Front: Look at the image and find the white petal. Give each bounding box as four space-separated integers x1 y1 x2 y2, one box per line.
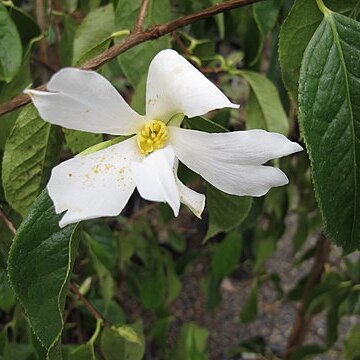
48 137 142 227
25 68 145 135
170 127 302 197
177 178 205 218
146 49 238 121
131 146 180 216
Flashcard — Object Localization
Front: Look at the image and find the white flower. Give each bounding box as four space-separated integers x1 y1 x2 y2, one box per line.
25 49 302 227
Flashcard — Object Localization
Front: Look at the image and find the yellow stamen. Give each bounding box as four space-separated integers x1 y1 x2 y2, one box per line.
137 120 169 155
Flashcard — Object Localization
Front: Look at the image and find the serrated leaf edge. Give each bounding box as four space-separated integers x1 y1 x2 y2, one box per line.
7 222 79 357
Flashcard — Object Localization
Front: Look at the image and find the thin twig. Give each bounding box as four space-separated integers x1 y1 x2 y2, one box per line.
0 0 263 117
285 232 331 358
69 282 111 325
0 208 16 235
134 0 150 33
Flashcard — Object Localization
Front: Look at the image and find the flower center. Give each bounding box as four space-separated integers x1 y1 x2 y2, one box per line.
137 120 169 155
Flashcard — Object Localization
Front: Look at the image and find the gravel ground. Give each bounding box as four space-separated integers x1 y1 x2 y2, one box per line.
166 215 360 360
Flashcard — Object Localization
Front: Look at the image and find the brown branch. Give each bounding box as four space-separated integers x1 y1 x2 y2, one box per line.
0 0 263 117
134 0 150 33
285 233 331 358
69 282 111 325
0 208 17 235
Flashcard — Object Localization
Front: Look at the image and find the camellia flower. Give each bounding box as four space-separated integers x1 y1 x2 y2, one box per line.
25 49 302 227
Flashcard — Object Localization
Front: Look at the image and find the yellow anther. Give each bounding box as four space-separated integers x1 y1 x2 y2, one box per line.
137 120 169 155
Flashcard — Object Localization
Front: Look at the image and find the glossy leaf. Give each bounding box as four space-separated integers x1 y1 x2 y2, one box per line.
299 10 360 252
8 190 79 353
240 70 289 135
2 105 61 216
0 3 22 83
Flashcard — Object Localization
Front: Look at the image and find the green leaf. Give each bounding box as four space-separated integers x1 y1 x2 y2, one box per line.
279 0 322 101
84 232 115 310
0 111 18 152
279 0 359 101
239 70 289 135
115 0 171 86
63 129 103 155
138 264 165 309
298 11 360 252
2 105 61 216
252 0 282 64
0 3 22 83
169 322 209 360
3 342 36 360
84 223 118 271
205 184 252 241
8 5 41 46
240 278 258 323
289 344 327 360
61 0 79 13
184 116 228 133
111 324 142 345
344 324 360 360
209 0 224 38
252 234 278 273
69 344 95 360
0 269 15 312
8 190 79 354
0 40 32 104
100 322 145 360
72 4 114 65
69 318 102 360
212 232 243 279
60 16 78 67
